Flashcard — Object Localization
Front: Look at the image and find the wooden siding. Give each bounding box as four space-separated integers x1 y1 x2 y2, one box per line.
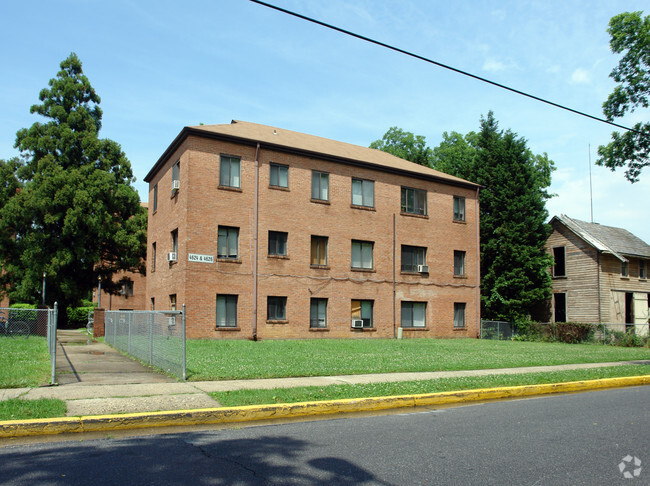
547 220 650 324
547 221 600 322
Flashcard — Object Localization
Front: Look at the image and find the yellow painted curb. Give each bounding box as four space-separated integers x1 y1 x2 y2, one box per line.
1 375 648 438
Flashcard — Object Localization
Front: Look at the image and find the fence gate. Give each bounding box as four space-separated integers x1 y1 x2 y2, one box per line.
104 306 186 380
0 304 58 384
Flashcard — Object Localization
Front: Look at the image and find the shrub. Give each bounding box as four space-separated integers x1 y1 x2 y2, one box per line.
9 303 37 309
552 322 595 344
67 306 95 328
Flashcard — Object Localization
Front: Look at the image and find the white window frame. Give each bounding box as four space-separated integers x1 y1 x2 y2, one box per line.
269 163 289 188
310 298 327 328
401 187 427 215
453 303 466 329
218 226 239 260
216 294 238 328
311 171 329 201
351 178 374 207
220 155 241 188
351 240 374 269
401 301 426 328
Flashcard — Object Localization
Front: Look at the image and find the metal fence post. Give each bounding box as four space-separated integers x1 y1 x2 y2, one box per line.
182 304 186 381
51 302 58 385
128 312 132 354
149 312 154 365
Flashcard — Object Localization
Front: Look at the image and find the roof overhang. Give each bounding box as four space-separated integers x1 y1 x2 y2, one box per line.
145 126 483 191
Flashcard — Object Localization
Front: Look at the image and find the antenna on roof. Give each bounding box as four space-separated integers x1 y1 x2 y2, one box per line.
588 144 593 223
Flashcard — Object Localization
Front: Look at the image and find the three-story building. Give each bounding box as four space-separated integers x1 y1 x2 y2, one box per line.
144 121 480 339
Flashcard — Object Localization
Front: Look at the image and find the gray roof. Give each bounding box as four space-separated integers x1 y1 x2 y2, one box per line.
552 214 650 261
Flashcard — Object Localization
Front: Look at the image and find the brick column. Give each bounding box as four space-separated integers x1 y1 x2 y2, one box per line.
93 308 105 338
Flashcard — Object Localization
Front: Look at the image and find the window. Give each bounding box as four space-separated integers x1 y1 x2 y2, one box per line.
153 184 158 211
268 231 288 256
169 294 177 311
152 242 156 272
267 296 287 321
311 171 329 201
621 261 629 278
401 302 426 328
453 303 466 328
454 250 466 277
270 163 288 188
220 155 241 188
639 260 646 279
351 240 374 269
311 235 328 266
310 298 327 328
401 187 427 215
171 229 178 254
121 280 134 297
351 300 373 328
171 161 180 195
554 293 566 322
351 178 374 207
553 247 566 277
216 294 238 327
150 298 155 311
453 196 465 221
401 245 426 272
218 226 239 259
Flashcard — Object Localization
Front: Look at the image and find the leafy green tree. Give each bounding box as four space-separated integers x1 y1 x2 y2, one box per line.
373 113 554 322
597 11 650 182
471 113 554 322
0 53 146 317
430 131 479 180
370 127 433 167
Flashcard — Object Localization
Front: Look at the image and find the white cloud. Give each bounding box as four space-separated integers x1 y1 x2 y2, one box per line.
483 58 507 72
570 68 591 84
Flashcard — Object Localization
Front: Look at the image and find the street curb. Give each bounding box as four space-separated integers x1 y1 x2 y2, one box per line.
1 375 648 438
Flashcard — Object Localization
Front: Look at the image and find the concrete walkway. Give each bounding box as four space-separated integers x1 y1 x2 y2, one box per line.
0 330 648 417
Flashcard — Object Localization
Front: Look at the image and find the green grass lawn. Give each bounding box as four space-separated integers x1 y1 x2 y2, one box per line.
0 336 51 388
0 398 66 421
187 338 650 381
212 365 650 406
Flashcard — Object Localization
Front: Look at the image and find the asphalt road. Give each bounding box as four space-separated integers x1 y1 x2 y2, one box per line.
0 386 647 485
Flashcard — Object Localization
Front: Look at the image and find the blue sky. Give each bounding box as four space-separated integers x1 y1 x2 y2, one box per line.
1 1 648 242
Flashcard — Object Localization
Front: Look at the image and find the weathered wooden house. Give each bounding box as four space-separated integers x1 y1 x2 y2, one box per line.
546 215 650 333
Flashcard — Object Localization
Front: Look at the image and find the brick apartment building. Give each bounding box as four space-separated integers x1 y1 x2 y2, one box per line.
144 121 481 339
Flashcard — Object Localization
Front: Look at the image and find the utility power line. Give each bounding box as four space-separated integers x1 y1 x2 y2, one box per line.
250 0 640 135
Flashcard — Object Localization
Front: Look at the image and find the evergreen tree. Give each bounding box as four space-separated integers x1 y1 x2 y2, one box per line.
372 112 554 322
0 54 146 316
472 113 553 322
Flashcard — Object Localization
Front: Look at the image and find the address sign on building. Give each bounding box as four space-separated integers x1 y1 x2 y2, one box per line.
188 253 214 264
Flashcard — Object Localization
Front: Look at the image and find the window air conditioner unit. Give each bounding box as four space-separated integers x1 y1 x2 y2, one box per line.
171 180 180 191
167 252 177 262
417 265 429 273
167 316 176 328
351 319 364 329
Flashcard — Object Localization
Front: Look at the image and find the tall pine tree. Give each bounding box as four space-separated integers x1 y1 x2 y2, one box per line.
473 113 553 322
0 54 146 318
373 112 554 322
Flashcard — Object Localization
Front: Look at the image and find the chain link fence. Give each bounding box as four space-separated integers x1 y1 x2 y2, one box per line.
481 319 649 344
0 305 58 384
480 320 516 340
104 307 186 380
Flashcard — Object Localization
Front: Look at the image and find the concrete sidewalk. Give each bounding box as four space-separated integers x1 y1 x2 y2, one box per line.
0 329 647 416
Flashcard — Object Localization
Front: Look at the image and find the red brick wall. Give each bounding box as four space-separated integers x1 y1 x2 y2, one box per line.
146 135 480 339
